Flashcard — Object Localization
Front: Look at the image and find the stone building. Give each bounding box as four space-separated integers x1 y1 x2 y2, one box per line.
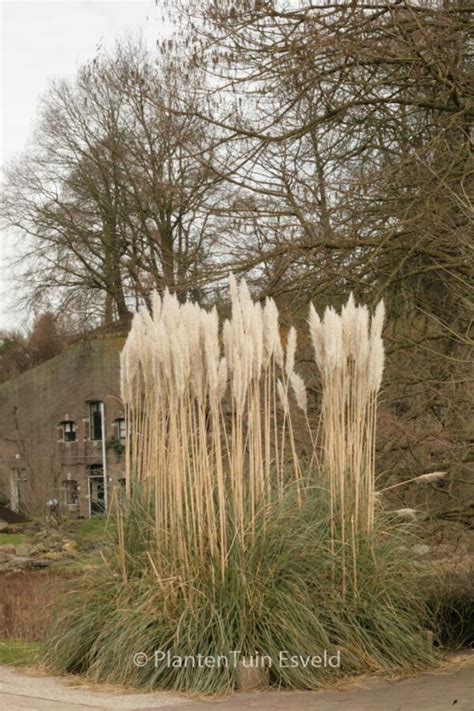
0 333 127 518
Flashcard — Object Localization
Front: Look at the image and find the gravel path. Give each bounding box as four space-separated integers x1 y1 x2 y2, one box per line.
0 654 473 711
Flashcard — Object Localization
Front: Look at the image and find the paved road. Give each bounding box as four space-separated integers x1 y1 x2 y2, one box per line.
0 657 473 711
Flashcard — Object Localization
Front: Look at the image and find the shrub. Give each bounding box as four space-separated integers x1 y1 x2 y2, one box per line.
44 277 438 693
427 566 474 649
44 482 437 694
0 572 68 641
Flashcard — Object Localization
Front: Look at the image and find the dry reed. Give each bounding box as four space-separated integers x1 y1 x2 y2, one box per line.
308 294 385 592
121 278 385 595
120 276 307 586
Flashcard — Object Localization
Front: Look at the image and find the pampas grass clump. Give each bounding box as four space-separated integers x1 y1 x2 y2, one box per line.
44 481 437 694
44 276 438 694
308 294 385 593
119 275 307 587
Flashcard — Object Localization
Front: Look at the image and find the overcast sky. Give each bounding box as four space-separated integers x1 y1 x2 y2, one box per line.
0 0 166 331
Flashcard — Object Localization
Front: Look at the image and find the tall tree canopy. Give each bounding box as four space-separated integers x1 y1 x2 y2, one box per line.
1 39 235 322
161 0 473 495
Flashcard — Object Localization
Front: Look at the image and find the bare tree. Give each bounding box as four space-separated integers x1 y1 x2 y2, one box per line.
1 38 233 322
160 0 473 511
168 0 472 296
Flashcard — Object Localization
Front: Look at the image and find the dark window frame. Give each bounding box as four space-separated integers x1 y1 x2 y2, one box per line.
116 418 126 442
89 401 103 441
61 420 77 443
63 479 79 505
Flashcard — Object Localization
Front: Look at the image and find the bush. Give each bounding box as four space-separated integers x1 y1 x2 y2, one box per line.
44 483 438 695
427 567 474 650
44 284 439 694
0 572 68 641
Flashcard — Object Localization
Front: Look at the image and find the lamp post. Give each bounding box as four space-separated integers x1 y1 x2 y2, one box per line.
100 401 108 513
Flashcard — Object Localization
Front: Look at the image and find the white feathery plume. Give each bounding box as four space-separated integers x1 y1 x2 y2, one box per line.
139 325 155 391
354 305 370 372
263 297 279 366
204 308 220 396
370 299 385 340
250 301 263 378
231 353 244 410
217 357 228 399
126 324 141 386
368 334 385 392
230 287 245 343
308 302 324 370
416 471 447 483
322 306 343 372
290 372 307 413
130 310 143 339
241 334 254 389
261 296 284 368
394 508 419 521
131 311 145 377
228 272 239 309
381 470 447 492
139 306 154 333
177 320 192 388
341 292 357 359
222 319 233 371
239 278 253 331
161 288 180 330
151 346 163 404
187 309 205 403
277 378 288 412
170 324 186 399
274 336 285 369
154 319 173 388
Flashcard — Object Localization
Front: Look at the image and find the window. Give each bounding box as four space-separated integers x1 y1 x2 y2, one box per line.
116 418 126 442
61 421 76 442
89 401 103 441
88 465 105 515
63 479 79 506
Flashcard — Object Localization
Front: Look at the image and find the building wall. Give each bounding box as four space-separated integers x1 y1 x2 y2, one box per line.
0 335 126 518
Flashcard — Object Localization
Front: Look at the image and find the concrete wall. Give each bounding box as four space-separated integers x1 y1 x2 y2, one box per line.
0 335 126 518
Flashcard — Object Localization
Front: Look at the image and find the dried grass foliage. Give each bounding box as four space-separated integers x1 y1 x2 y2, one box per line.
120 275 385 589
0 572 65 641
44 294 444 693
